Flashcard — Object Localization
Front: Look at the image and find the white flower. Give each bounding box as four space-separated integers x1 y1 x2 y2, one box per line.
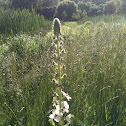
56 105 60 110
52 96 57 106
52 93 58 106
62 101 69 113
62 91 72 101
49 105 62 122
66 114 71 124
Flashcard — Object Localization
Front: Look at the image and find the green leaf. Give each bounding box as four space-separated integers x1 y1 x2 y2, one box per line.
49 119 55 126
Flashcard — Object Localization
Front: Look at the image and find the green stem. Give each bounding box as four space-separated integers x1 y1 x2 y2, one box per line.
57 36 63 126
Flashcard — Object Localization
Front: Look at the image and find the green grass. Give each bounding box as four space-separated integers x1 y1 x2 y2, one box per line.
0 8 51 36
0 14 126 125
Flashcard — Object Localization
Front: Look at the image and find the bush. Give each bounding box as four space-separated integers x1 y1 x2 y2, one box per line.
104 0 117 14
55 0 78 21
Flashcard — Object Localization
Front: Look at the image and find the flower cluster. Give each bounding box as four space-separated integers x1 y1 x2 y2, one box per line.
49 18 73 125
49 92 72 123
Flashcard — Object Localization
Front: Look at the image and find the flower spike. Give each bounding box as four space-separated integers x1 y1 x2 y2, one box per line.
53 18 61 36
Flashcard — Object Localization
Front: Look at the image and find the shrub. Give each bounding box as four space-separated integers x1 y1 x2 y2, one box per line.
104 0 117 14
55 0 78 21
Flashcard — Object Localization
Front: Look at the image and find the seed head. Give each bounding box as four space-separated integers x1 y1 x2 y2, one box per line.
53 18 61 36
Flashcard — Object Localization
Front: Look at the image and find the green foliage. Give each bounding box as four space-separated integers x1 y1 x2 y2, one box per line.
78 2 99 16
91 0 111 5
0 0 10 9
62 15 126 125
78 2 91 13
42 6 56 20
104 0 117 14
71 0 111 5
55 0 78 21
0 15 126 125
121 0 126 14
11 0 37 9
0 8 50 35
0 33 53 126
97 4 105 15
88 3 99 16
41 0 59 7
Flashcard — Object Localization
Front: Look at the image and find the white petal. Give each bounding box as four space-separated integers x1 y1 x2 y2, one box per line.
62 101 69 109
62 91 72 101
53 96 56 101
63 108 69 113
56 105 60 110
62 91 66 96
54 116 60 122
66 114 71 123
66 95 72 101
59 112 63 117
49 114 54 119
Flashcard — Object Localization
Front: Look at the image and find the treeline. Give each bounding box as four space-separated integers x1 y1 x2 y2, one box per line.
0 0 126 21
38 0 126 21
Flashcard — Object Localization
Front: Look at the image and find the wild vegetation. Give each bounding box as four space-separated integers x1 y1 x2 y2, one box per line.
0 9 50 35
0 0 126 126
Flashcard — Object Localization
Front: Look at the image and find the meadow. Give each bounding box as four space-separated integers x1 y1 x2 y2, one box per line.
0 10 126 125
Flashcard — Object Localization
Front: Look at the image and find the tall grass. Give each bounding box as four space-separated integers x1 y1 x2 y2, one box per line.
0 15 126 125
0 8 51 36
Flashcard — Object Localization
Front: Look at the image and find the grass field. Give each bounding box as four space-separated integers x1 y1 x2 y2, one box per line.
0 14 126 126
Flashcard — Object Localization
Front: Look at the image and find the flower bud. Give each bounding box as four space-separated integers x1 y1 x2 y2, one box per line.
54 92 58 97
63 65 65 69
61 49 66 54
53 18 61 36
59 85 63 89
52 79 56 83
56 73 58 78
63 74 67 78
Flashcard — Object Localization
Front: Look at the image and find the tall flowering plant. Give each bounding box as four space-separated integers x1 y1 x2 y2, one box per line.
49 18 73 126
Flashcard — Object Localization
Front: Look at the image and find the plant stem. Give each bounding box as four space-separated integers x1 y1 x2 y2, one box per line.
57 36 63 126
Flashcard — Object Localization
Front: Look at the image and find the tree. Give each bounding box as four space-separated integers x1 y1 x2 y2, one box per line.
121 0 126 14
11 0 37 9
91 0 111 5
78 1 98 16
78 1 90 12
97 4 105 15
104 0 117 14
40 0 59 7
11 0 59 9
88 4 99 16
55 0 78 21
42 6 56 20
